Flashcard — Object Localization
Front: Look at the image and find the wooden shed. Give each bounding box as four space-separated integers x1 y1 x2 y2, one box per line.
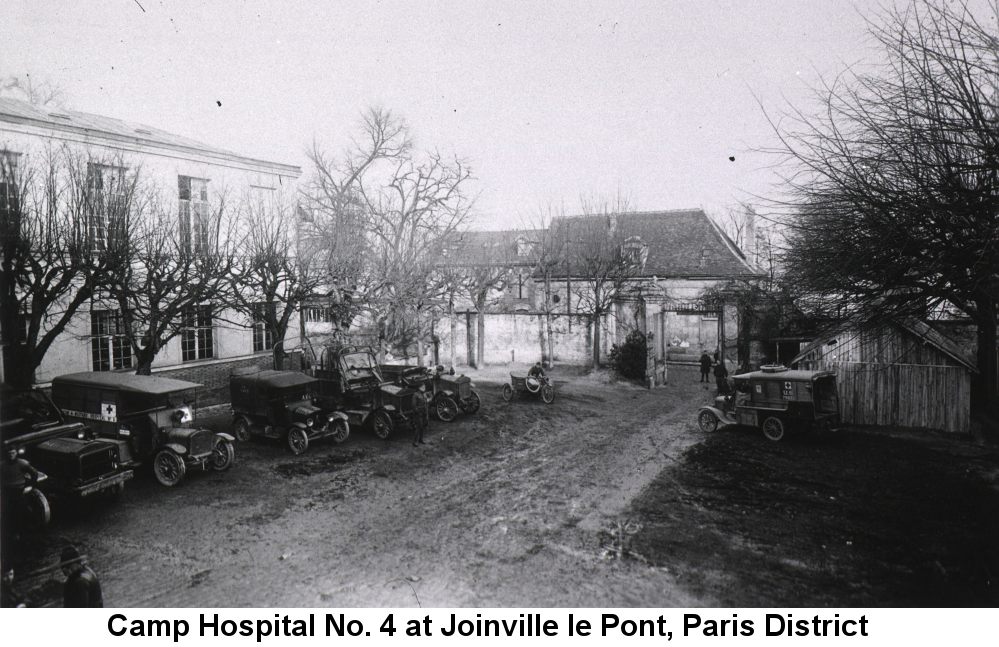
793 320 977 433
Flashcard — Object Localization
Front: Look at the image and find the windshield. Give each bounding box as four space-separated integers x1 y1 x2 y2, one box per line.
341 352 376 370
164 389 197 409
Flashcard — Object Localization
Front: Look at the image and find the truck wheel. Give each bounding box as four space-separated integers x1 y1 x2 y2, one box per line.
211 438 235 471
371 411 393 440
232 417 251 442
286 427 309 455
464 390 481 414
436 396 458 422
502 384 514 402
541 384 555 403
698 410 719 433
762 417 785 442
22 489 51 531
153 449 186 487
330 418 350 444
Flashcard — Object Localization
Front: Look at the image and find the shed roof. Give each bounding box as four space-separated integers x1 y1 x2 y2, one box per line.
52 372 202 394
792 319 979 372
233 370 317 389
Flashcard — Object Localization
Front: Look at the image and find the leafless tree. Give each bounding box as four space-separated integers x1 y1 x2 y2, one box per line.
520 202 568 367
559 194 641 368
1 73 67 108
0 148 132 387
105 186 235 375
308 108 474 364
769 0 999 406
228 193 329 371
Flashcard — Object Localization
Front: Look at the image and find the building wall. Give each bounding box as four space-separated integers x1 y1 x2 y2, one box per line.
2 116 302 386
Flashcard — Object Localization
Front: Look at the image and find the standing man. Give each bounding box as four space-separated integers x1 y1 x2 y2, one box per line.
698 350 712 382
61 546 103 608
713 355 730 394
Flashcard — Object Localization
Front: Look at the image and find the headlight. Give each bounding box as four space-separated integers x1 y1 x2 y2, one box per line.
307 417 314 427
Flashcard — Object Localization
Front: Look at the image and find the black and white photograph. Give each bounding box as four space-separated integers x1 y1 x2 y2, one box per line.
1 0 997 613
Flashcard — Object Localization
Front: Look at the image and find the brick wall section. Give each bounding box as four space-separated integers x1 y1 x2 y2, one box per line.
154 356 276 406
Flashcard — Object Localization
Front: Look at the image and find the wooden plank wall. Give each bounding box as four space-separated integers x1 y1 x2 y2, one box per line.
800 361 971 433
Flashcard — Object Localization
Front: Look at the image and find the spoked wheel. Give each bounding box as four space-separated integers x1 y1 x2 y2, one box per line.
464 390 481 414
22 489 51 531
762 416 786 442
541 384 555 404
211 438 235 471
698 410 719 432
501 384 514 402
153 449 186 487
232 417 251 442
286 427 309 455
371 411 393 440
436 396 459 422
330 418 350 444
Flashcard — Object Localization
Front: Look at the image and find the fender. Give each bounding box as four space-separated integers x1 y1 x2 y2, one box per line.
698 405 737 425
382 404 397 412
214 432 235 443
326 411 349 422
289 422 309 433
163 443 187 456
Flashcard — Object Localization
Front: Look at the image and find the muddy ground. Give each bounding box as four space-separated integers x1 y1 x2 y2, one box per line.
9 366 999 607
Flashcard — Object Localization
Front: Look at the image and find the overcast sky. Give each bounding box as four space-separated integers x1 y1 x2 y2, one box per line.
5 1 882 229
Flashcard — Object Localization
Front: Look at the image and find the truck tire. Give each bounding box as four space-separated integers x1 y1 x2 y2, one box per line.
153 449 186 487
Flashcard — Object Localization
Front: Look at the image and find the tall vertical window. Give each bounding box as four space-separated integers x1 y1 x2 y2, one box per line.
181 305 214 362
178 176 210 253
87 163 127 252
0 151 20 214
91 309 132 371
251 304 274 353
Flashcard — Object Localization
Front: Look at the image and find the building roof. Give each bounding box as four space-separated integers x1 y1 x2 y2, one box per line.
443 230 536 267
550 209 759 279
52 372 203 394
0 97 300 176
445 210 759 279
792 319 979 372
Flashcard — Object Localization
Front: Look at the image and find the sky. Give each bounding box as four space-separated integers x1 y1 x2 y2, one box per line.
3 0 881 230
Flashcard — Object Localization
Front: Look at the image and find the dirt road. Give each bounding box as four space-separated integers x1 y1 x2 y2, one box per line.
14 365 999 607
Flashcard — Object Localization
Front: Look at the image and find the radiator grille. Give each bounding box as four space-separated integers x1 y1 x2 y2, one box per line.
80 445 118 483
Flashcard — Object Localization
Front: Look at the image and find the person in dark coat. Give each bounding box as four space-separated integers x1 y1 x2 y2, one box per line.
713 358 730 394
61 546 103 608
698 351 712 382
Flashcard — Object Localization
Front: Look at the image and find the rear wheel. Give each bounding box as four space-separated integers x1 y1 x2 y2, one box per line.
371 411 393 440
698 410 719 432
286 427 309 455
153 449 186 487
232 417 251 442
501 384 514 402
211 438 235 471
541 384 555 403
330 418 350 444
436 396 458 422
464 390 481 414
762 416 785 442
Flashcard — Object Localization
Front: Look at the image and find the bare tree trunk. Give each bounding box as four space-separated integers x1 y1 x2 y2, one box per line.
449 304 456 368
476 306 486 369
592 312 601 368
975 298 998 414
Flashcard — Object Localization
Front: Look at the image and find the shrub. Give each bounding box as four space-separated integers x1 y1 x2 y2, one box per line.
610 329 647 380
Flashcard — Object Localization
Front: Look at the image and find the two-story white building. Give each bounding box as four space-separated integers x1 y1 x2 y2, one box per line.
0 97 301 397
